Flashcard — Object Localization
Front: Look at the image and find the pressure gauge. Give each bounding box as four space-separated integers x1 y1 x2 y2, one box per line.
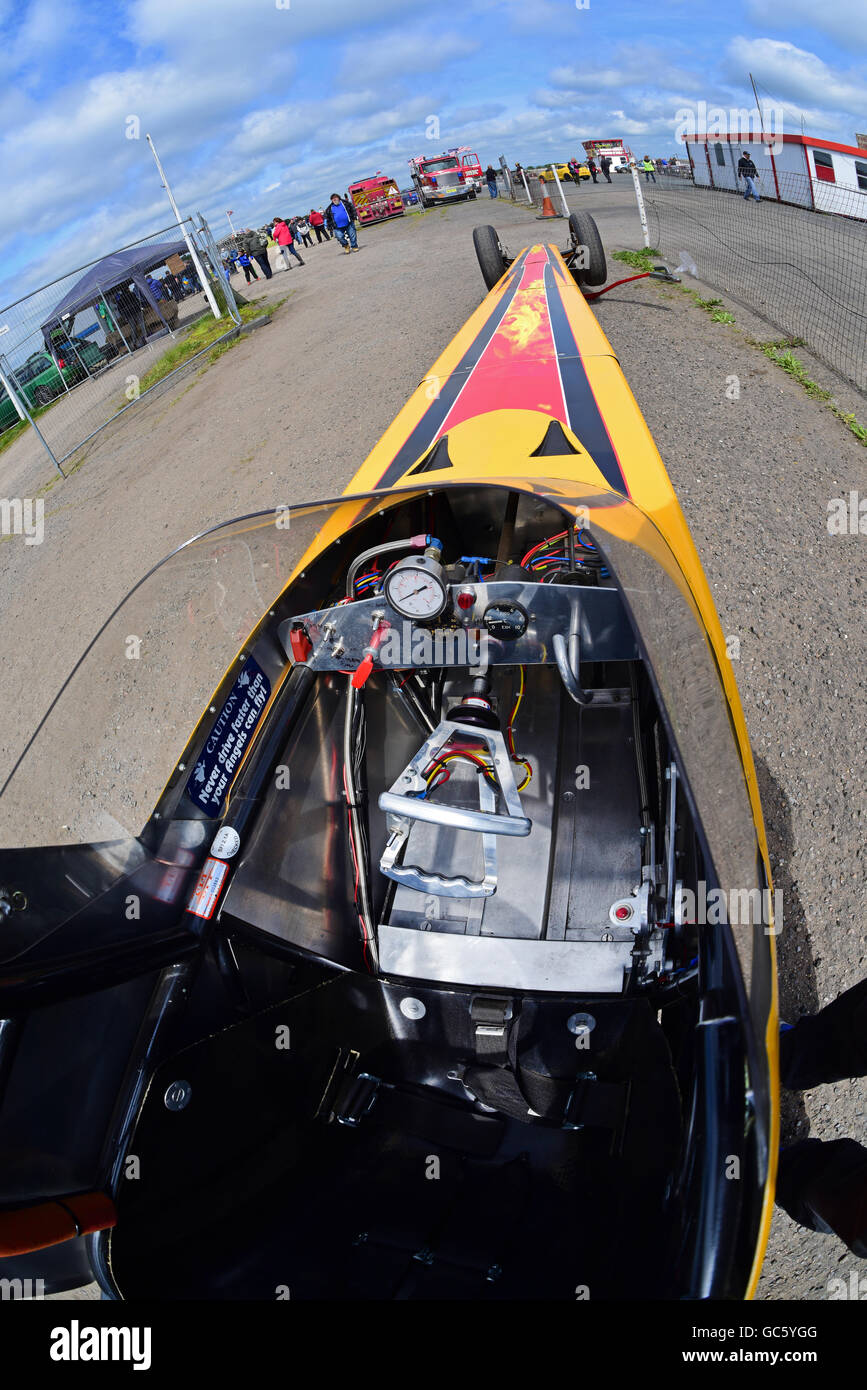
384 553 448 621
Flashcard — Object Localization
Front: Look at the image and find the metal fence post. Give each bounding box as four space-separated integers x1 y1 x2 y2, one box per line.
0 354 26 423
195 215 242 326
0 351 65 477
549 165 570 217
630 163 651 248
96 283 134 361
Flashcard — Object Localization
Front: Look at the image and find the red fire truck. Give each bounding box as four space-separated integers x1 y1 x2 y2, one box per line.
346 173 405 226
408 152 477 208
447 147 484 193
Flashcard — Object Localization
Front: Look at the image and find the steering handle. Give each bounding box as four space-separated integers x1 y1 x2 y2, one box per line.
379 792 531 837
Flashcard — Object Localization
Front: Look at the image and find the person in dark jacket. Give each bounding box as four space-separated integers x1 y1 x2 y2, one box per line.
776 977 867 1258
600 154 612 183
587 157 598 184
737 151 761 201
324 193 358 251
240 228 273 279
485 164 498 198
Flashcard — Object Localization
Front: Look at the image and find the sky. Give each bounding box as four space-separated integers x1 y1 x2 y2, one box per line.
0 0 865 310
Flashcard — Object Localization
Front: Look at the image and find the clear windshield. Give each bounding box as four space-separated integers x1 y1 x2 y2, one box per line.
0 504 350 849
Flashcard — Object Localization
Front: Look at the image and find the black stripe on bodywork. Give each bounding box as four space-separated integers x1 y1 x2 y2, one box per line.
376 248 532 487
543 262 627 494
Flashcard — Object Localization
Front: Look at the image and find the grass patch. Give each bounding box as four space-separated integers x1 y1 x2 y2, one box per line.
676 287 736 323
136 298 283 394
612 247 660 271
0 391 67 457
757 344 831 400
754 340 867 442
0 418 30 457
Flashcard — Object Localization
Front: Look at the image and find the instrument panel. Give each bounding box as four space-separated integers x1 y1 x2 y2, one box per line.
279 581 637 672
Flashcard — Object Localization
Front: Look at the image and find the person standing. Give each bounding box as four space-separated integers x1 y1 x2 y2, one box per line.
272 217 305 269
641 156 657 183
485 164 498 198
587 157 598 184
737 150 761 202
114 285 147 349
309 208 329 243
324 192 359 252
237 248 259 284
241 227 273 279
600 154 612 183
776 977 867 1257
295 217 313 248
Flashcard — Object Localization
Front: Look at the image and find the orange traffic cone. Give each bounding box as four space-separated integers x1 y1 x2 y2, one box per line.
536 192 562 219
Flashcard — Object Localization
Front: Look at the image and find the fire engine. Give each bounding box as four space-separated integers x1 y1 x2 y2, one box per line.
346 173 405 226
446 147 484 192
408 152 477 208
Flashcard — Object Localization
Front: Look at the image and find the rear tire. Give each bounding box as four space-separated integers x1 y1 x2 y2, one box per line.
568 210 606 287
473 225 507 290
33 385 54 406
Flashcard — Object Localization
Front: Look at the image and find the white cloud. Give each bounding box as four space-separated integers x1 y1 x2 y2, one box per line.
725 37 867 117
745 0 867 51
338 28 479 85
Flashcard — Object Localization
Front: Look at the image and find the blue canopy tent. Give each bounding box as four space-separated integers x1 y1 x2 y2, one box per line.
39 239 191 350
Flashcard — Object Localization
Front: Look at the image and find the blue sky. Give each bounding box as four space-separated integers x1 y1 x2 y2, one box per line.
0 0 865 307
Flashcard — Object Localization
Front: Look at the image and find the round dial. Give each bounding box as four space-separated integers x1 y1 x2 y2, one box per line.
384 558 447 620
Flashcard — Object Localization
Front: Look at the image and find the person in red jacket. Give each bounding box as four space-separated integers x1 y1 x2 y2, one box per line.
271 217 305 270
308 208 330 244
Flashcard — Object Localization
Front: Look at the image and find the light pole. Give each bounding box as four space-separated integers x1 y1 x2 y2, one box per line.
146 134 221 320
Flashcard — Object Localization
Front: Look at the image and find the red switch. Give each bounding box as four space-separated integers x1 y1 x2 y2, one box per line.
351 620 390 688
289 625 312 663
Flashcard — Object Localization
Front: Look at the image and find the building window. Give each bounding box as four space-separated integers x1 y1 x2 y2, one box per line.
813 150 836 183
856 161 867 192
714 142 726 166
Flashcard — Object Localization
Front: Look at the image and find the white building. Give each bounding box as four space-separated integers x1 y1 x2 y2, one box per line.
683 132 867 217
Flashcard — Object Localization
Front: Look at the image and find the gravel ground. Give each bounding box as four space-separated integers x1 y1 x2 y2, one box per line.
1 183 864 1300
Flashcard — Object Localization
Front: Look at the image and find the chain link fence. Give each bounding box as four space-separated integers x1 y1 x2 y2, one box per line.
641 174 867 392
0 216 241 476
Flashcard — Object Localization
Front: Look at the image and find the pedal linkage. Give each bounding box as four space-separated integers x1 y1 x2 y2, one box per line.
378 718 531 899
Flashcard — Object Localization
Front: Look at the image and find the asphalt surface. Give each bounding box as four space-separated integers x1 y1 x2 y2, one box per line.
2 180 865 1301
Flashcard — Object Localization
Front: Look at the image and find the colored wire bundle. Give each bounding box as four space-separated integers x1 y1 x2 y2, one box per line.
520 526 608 579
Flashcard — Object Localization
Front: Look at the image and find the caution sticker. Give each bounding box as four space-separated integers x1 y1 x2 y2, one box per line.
187 856 229 920
185 657 271 815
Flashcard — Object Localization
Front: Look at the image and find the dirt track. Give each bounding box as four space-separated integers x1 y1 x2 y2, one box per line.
1 183 865 1300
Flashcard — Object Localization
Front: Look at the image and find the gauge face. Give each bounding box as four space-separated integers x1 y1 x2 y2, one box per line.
482 601 528 640
384 561 447 620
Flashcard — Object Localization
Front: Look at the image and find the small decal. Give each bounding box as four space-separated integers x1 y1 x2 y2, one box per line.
211 826 241 860
187 857 229 920
186 657 271 815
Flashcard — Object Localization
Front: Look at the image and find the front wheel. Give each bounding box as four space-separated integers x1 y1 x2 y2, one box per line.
468 188 477 200
33 385 54 406
473 225 508 291
568 210 606 287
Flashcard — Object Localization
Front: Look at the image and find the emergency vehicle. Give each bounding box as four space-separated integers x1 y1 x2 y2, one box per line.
582 139 634 173
447 147 484 193
408 152 477 207
346 173 405 226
